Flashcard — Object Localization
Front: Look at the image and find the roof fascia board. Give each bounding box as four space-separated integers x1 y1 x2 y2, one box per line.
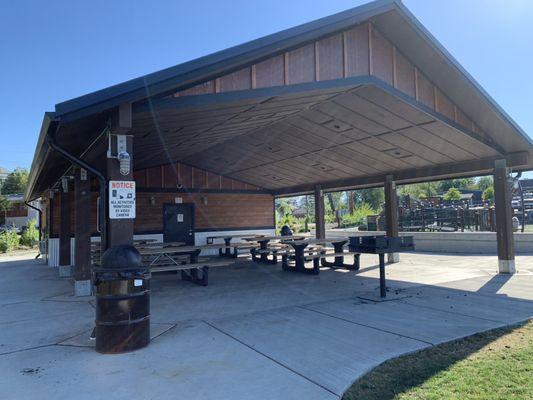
389 1 532 146
24 112 57 201
54 0 397 122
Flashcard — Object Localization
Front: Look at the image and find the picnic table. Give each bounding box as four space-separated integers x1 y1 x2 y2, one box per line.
205 234 260 257
245 235 308 264
283 238 360 274
138 245 201 267
139 244 237 286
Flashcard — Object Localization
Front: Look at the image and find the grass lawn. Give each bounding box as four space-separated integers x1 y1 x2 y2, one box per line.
343 320 532 400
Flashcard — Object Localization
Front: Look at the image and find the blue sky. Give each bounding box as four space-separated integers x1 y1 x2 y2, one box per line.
1 0 532 173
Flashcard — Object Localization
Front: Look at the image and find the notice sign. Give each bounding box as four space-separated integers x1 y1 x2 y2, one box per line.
109 180 136 219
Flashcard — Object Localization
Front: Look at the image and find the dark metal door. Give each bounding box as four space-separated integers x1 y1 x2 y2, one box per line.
163 204 194 244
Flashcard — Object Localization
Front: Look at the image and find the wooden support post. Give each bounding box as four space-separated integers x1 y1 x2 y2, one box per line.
58 185 72 276
494 159 516 273
107 104 134 247
74 168 92 296
314 186 325 239
384 175 399 263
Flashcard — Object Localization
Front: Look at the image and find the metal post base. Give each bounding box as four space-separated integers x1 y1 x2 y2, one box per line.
387 253 399 263
74 280 92 296
58 265 72 278
498 259 516 274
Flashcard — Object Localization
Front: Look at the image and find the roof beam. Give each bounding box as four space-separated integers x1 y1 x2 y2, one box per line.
273 151 531 196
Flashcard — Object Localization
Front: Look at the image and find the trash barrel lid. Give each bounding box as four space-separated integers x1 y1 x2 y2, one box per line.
101 245 141 268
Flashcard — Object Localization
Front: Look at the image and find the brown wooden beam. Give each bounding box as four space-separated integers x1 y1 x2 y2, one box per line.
314 185 325 239
74 168 92 295
110 103 132 134
274 152 530 197
384 175 399 263
494 159 516 273
107 134 134 247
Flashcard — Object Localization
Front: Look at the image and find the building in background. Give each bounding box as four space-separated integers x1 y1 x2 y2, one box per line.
0 167 11 189
1 194 40 230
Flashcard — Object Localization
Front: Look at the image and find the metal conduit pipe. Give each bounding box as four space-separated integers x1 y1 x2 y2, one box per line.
47 132 108 256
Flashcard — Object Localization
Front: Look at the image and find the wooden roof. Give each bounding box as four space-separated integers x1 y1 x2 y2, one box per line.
26 0 532 200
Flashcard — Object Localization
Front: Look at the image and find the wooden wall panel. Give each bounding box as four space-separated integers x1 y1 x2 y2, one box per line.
220 176 233 190
416 71 435 110
52 191 274 236
178 163 193 188
176 80 215 97
344 24 370 77
217 67 251 92
134 192 274 231
146 166 162 188
133 170 146 186
316 34 343 81
435 88 455 120
253 55 285 88
163 164 179 188
207 171 221 189
394 50 415 97
136 162 263 191
193 167 207 189
370 27 393 85
455 107 472 130
286 43 315 84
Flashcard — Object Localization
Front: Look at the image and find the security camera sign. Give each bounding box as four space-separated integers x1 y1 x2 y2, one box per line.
109 181 136 219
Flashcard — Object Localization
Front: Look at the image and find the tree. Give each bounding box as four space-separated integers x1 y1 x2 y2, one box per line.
1 168 29 195
354 188 384 211
0 194 10 225
477 176 493 192
482 187 495 204
443 187 461 201
276 199 293 218
437 178 474 193
0 194 10 213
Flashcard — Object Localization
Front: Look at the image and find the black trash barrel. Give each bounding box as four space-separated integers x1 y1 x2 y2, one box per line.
93 245 150 354
280 225 293 237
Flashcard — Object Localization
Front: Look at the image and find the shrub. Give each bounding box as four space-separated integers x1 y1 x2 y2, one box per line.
20 219 39 247
0 229 20 253
482 186 495 204
340 203 376 228
443 187 461 201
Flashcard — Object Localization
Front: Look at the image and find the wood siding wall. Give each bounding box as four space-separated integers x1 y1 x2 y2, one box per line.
50 165 274 236
51 191 274 235
174 22 487 139
133 161 261 191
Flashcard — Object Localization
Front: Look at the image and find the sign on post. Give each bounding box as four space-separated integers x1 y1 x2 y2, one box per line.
109 181 136 219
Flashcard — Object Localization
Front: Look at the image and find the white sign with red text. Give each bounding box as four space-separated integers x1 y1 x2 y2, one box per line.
109 180 136 219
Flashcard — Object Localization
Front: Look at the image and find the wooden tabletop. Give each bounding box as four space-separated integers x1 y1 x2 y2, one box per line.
286 237 349 246
244 234 309 242
206 234 260 240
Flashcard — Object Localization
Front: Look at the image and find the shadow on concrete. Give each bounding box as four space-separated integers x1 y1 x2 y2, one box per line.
476 273 514 296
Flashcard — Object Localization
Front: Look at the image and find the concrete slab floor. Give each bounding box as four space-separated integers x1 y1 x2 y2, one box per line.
0 251 532 399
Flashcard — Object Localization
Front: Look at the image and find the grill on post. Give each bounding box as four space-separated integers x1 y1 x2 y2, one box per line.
349 236 414 297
